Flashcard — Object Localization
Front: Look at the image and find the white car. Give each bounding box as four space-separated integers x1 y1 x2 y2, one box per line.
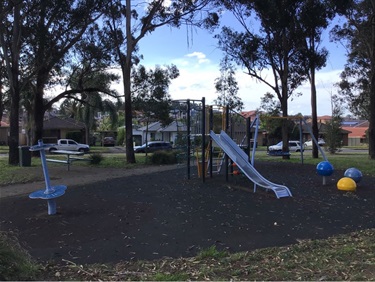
304 138 325 147
268 141 304 152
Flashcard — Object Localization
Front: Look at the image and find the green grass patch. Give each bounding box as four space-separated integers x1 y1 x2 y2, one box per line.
197 245 229 259
0 159 43 186
0 146 8 154
254 150 375 176
0 232 39 281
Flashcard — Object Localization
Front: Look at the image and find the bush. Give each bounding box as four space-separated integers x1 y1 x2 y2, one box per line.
117 127 125 146
150 150 178 165
89 152 104 165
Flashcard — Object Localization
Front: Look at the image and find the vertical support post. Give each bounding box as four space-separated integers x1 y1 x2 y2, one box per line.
201 97 206 183
299 118 304 164
38 140 57 215
251 115 260 166
246 117 251 163
39 141 52 193
225 106 229 181
209 106 213 178
187 99 191 179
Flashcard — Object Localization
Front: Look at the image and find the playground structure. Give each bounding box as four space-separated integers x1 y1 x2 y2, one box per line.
167 98 363 197
172 100 292 198
29 140 68 215
210 130 292 198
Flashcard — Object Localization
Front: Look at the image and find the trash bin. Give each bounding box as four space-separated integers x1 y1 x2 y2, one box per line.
19 146 31 167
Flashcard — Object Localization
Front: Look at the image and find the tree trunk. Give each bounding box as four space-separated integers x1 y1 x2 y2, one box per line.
124 0 135 163
369 15 375 158
8 79 20 165
33 76 47 147
4 3 22 165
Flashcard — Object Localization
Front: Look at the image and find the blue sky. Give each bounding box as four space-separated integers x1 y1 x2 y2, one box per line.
129 12 348 116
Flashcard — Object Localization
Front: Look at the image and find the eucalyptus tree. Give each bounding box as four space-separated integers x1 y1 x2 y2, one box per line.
332 0 375 159
0 0 22 164
214 56 243 112
20 0 107 146
296 0 351 158
132 64 179 124
216 0 308 158
132 64 179 149
102 0 217 163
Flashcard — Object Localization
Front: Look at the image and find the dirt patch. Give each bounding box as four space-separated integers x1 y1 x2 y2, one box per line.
0 162 374 265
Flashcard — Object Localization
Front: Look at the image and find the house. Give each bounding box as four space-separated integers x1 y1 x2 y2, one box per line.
137 121 187 145
0 120 10 145
301 122 351 146
341 120 369 146
43 116 87 143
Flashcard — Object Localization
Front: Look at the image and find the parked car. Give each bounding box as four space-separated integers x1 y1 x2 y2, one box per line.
304 138 325 147
103 137 116 147
268 141 304 152
47 139 90 153
134 141 172 153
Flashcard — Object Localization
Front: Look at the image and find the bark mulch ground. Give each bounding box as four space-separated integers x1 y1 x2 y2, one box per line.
0 161 374 265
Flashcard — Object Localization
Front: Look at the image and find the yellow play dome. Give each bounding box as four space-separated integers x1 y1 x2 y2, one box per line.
337 177 357 192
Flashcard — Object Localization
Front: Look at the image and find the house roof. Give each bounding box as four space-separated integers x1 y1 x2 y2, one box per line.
138 121 163 132
342 127 367 138
159 121 187 132
138 121 187 132
301 122 352 134
43 116 85 130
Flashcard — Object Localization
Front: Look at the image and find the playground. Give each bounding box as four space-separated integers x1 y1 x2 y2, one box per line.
0 100 373 268
0 160 374 265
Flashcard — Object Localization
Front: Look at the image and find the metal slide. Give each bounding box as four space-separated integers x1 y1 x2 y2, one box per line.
210 130 292 199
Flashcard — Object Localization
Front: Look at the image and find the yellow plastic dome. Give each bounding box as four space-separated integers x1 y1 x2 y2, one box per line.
337 177 357 192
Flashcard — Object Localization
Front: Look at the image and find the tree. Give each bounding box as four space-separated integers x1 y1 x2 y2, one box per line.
66 68 121 143
298 0 331 158
214 56 243 112
132 64 179 153
0 1 22 165
21 0 106 146
296 0 352 159
325 94 344 153
102 0 217 163
216 0 308 158
332 0 375 159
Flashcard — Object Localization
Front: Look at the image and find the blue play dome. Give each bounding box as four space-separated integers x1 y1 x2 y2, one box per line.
316 161 334 176
344 167 363 183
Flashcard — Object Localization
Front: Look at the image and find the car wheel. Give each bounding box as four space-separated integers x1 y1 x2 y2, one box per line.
78 148 85 152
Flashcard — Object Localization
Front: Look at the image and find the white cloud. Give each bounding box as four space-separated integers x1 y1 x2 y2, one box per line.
185 51 210 64
112 51 343 116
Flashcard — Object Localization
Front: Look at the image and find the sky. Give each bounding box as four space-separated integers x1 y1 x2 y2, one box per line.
113 10 348 117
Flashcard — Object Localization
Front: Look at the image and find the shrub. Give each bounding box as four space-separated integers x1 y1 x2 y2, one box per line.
117 127 125 146
150 150 177 165
89 152 104 165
